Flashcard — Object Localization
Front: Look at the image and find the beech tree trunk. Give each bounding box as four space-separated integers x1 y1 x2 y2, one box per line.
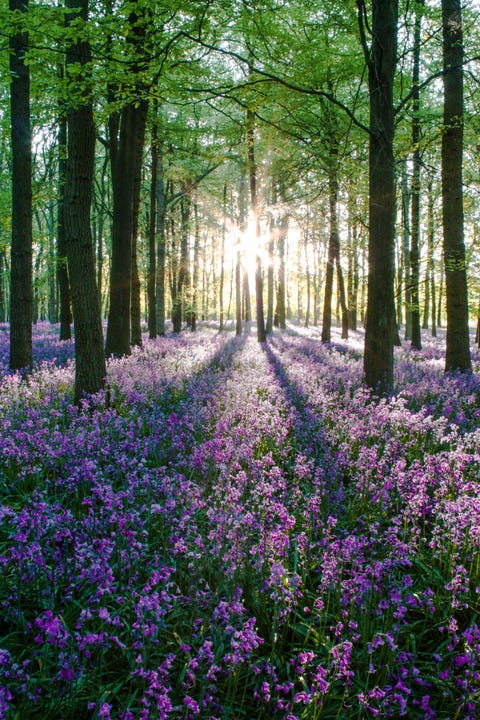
191 201 201 331
64 0 106 402
9 0 33 370
336 260 349 339
0 250 7 322
274 214 287 330
148 115 158 339
105 4 148 357
219 185 226 331
247 110 266 342
360 0 398 395
410 0 424 350
130 130 145 348
235 251 242 336
106 99 148 356
321 169 339 343
442 0 471 372
172 188 190 333
156 149 167 336
401 161 411 340
346 199 360 332
266 212 274 334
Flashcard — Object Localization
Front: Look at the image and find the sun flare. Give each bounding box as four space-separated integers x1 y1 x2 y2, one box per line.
225 215 272 280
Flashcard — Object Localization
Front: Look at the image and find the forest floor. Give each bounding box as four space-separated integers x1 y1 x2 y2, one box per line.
0 322 479 719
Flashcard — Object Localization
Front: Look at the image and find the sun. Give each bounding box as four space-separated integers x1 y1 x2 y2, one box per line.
225 214 271 282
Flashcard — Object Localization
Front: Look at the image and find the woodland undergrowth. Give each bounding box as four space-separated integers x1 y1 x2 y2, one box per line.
0 323 479 719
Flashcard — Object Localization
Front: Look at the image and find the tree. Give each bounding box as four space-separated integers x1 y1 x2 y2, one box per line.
247 108 266 342
409 0 424 351
441 0 471 372
63 0 106 402
358 0 398 395
147 108 158 340
9 0 33 371
105 2 149 357
56 92 72 341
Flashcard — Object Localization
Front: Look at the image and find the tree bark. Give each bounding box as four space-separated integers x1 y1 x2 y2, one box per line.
130 126 145 348
9 0 33 370
148 113 158 339
105 4 148 357
442 0 471 372
321 168 339 343
219 185 226 331
360 0 398 396
156 148 166 335
304 239 311 329
401 160 411 340
424 177 436 334
0 250 7 322
172 186 190 333
266 212 274 334
274 210 287 329
409 0 424 350
235 250 242 336
106 99 148 356
191 201 201 331
346 196 360 331
247 110 266 342
64 0 106 403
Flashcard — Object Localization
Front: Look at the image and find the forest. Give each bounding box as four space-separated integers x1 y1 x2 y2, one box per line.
0 0 479 718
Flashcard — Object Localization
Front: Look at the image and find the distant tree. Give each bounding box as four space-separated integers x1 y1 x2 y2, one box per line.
441 0 471 372
63 0 106 402
171 183 190 333
247 108 266 343
9 0 33 371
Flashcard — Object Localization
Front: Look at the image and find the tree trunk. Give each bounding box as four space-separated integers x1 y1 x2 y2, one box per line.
266 214 274 334
235 251 242 336
57 99 72 340
191 201 201 331
156 148 166 335
106 100 148 356
172 188 190 333
148 113 158 339
64 0 106 403
0 250 7 322
424 177 433 331
130 127 145 348
92 153 108 320
476 301 480 347
47 201 56 323
33 241 43 325
360 0 398 395
105 4 148 357
322 166 340 343
437 271 443 328
247 110 265 342
304 266 310 328
336 259 349 339
410 0 424 350
401 160 412 340
274 211 287 329
347 200 360 332
219 185 226 330
9 0 33 370
442 0 471 372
